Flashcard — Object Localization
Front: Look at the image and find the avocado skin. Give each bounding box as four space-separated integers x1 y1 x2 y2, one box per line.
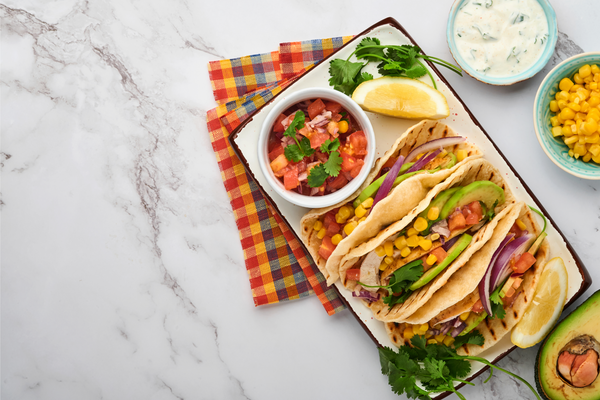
440 181 505 220
535 289 600 400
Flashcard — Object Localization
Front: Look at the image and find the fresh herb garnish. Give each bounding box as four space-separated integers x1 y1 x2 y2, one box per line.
379 335 541 400
483 199 498 221
282 111 315 162
359 259 424 307
489 282 506 320
453 330 485 349
528 205 547 235
320 138 341 154
328 37 462 95
307 152 343 187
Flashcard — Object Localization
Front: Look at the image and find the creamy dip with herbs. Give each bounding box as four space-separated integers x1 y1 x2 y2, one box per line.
454 0 549 77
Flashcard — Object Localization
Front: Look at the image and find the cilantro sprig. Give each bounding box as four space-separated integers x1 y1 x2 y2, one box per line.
379 335 541 400
329 37 463 96
359 259 423 307
282 111 314 163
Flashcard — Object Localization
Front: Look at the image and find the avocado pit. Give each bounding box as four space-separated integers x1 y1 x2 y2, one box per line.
557 335 600 388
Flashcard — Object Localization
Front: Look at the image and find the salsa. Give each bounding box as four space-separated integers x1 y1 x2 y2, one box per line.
267 98 368 196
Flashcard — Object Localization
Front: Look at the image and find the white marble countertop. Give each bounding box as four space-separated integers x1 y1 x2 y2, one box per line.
2 1 599 399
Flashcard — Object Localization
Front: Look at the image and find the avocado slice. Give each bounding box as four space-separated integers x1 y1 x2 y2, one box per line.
536 289 600 399
439 181 505 221
460 311 488 336
408 233 473 291
418 187 461 230
352 162 415 208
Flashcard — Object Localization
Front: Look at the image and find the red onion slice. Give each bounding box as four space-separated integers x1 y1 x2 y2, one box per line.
441 234 460 251
404 136 466 164
352 291 380 302
451 321 467 337
478 233 515 315
489 233 535 293
372 155 405 209
405 148 442 174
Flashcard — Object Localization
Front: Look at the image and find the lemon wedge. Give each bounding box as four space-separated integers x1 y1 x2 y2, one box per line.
351 76 450 120
511 257 569 349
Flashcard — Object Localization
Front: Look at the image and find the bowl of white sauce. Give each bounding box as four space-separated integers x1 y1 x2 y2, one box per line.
447 0 557 85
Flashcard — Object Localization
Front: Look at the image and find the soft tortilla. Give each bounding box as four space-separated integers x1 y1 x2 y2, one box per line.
299 120 481 284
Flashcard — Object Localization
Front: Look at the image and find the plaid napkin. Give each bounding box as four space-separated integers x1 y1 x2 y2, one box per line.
206 37 352 315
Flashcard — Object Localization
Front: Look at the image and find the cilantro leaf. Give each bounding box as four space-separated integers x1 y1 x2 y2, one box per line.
283 111 305 139
328 59 366 96
355 37 385 61
323 151 342 177
307 164 328 188
284 145 304 162
356 71 373 86
453 330 485 349
299 137 314 157
320 138 340 154
443 358 472 379
489 284 506 320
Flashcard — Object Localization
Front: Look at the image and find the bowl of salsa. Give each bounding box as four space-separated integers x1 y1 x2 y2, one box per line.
257 87 376 208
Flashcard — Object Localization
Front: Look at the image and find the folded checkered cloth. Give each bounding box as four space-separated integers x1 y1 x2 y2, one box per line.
206 37 352 315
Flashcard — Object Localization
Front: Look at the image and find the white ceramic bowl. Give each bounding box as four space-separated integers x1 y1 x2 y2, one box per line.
257 87 376 208
446 0 557 86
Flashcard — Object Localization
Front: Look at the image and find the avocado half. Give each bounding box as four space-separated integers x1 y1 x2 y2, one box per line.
535 289 600 400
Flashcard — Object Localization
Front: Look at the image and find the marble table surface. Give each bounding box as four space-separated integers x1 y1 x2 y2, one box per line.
2 1 599 399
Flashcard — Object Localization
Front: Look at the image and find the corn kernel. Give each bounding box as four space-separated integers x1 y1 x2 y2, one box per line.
425 331 433 339
361 197 374 209
589 144 600 157
358 217 367 224
414 217 428 232
407 227 418 237
460 312 471 321
583 153 593 162
574 73 584 84
430 233 440 241
516 219 527 231
394 236 408 250
338 119 349 134
593 153 600 163
375 245 386 257
344 220 358 236
384 241 394 257
317 228 327 239
549 100 559 113
586 133 600 144
556 91 570 101
339 205 354 219
456 149 468 162
574 142 587 156
443 336 455 347
384 256 394 265
552 126 563 137
426 254 438 265
580 64 592 79
404 327 415 340
564 135 579 145
584 118 598 134
379 262 387 271
400 247 412 258
420 323 429 332
435 334 445 343
591 96 600 108
406 235 420 248
331 234 343 245
568 102 582 112
412 324 421 335
560 107 576 120
550 116 560 127
428 339 438 345
427 206 440 221
335 213 347 224
592 65 600 75
313 220 323 232
355 204 367 218
559 77 575 92
418 239 433 251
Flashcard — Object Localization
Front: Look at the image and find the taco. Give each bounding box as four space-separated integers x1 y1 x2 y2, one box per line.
300 120 481 284
384 201 550 356
336 158 516 322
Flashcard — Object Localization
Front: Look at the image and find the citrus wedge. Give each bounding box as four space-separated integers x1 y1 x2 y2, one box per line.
511 257 569 349
351 76 450 120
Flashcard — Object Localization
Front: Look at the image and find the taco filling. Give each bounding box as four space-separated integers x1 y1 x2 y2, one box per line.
346 180 506 305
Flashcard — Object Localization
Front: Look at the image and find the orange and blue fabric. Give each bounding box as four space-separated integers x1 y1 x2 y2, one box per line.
206 36 352 315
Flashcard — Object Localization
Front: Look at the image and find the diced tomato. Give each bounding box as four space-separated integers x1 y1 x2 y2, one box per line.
465 211 480 225
512 252 536 274
323 211 337 228
348 131 368 156
346 268 361 281
340 151 359 172
283 165 299 190
326 220 340 236
309 130 330 149
329 173 348 190
268 144 285 161
509 222 523 237
273 113 287 133
472 299 484 313
382 156 398 170
318 236 336 260
270 153 289 173
448 210 467 231
468 201 483 219
324 101 343 114
295 159 307 175
308 98 327 119
430 247 448 264
350 159 364 178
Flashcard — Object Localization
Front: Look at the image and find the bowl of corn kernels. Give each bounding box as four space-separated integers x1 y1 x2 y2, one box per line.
533 52 600 179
